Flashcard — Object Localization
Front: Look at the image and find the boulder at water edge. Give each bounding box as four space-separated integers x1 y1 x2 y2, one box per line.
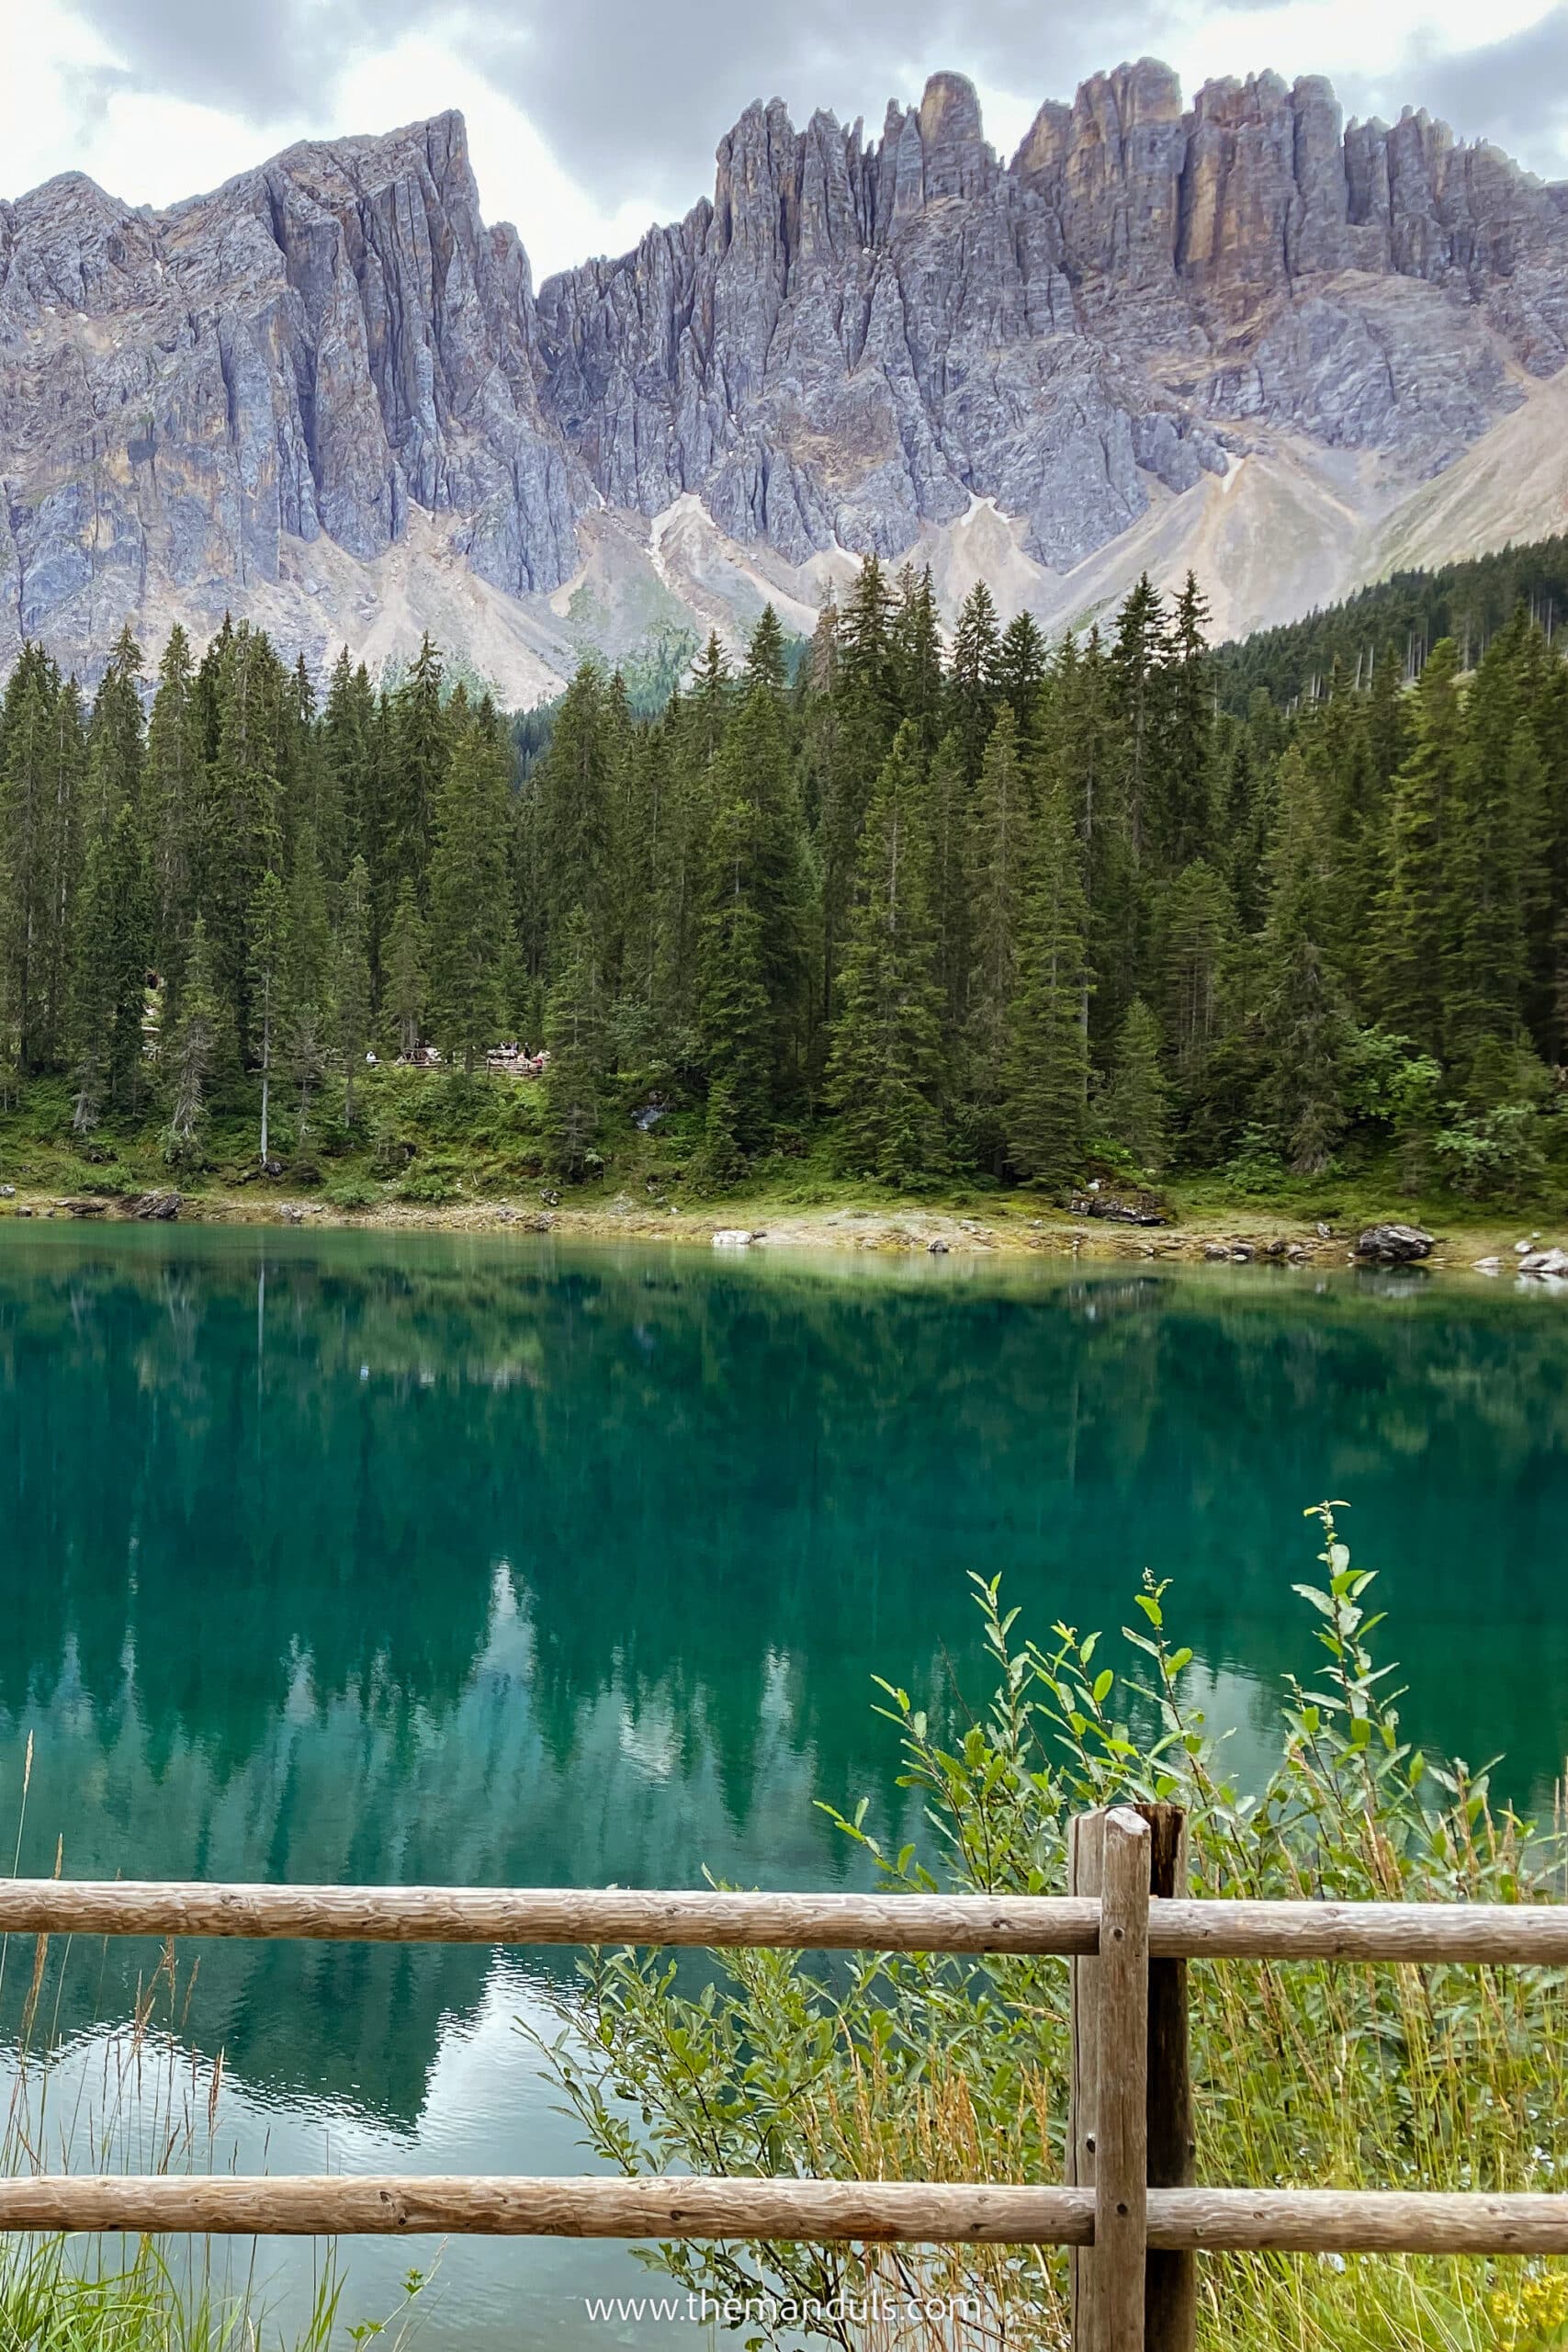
1355 1224 1436 1263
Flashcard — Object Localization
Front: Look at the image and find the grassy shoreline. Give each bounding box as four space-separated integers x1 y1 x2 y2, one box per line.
2 1068 1561 1274
0 1176 1557 1278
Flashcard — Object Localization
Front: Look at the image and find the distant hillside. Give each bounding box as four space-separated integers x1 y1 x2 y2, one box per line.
1215 536 1568 710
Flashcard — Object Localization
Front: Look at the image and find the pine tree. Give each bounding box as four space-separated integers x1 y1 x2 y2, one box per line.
383 882 428 1060
248 867 288 1166
85 626 144 836
964 705 1030 1170
995 611 1047 748
336 855 374 1124
826 723 948 1185
207 624 285 1050
282 829 334 1138
1002 776 1089 1185
543 905 603 1179
948 583 1001 781
819 561 897 1023
1161 572 1214 871
142 625 200 990
162 915 223 1169
381 635 449 911
69 801 150 1130
427 717 515 1070
321 650 378 880
696 877 771 1184
1111 573 1169 870
1260 744 1357 1174
535 662 615 977
1101 997 1169 1172
1374 638 1462 1054
887 568 943 739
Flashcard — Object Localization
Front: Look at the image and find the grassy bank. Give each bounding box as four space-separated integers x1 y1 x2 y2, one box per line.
0 1069 1562 1272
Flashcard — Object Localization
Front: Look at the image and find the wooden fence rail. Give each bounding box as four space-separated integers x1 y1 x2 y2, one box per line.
8 1804 1568 2350
5 1877 1568 1962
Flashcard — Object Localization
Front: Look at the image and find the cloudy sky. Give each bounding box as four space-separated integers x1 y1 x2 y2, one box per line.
5 0 1568 278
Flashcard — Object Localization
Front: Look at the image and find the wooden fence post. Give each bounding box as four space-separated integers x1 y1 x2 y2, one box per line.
1137 1805 1196 2352
1069 1805 1150 2352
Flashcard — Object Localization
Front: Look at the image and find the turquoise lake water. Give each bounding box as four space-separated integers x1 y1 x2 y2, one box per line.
1 1227 1565 2341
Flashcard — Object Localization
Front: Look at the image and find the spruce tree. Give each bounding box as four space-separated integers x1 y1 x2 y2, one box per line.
85 626 144 836
282 830 334 1138
1374 639 1462 1054
1001 776 1089 1186
142 625 199 991
248 867 288 1166
948 583 1001 781
427 718 515 1071
996 611 1047 748
69 799 150 1128
1111 573 1169 869
382 635 448 911
964 705 1030 1171
543 906 604 1179
383 882 428 1060
336 855 374 1124
1101 997 1169 1172
1161 572 1214 871
162 915 222 1169
1260 745 1356 1173
826 723 948 1185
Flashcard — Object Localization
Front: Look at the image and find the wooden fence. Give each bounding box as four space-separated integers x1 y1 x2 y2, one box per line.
7 1802 1568 2351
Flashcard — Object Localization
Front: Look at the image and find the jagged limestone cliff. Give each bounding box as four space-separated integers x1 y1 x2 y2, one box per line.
3 62 1566 694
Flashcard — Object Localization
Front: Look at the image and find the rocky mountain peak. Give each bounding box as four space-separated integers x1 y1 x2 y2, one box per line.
4 62 1568 695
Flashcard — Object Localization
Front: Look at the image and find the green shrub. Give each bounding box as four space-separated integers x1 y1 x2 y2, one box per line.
397 1165 463 1204
323 1173 380 1212
536 1507 1568 2352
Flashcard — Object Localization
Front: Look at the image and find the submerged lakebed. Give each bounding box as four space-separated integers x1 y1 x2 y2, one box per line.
0 1227 1566 2344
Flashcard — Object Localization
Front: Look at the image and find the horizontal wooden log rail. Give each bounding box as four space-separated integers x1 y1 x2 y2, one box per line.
6 2178 1568 2255
0 1881 1099 1952
7 1879 1568 1963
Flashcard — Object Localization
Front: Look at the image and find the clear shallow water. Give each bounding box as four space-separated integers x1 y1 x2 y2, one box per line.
1 1227 1567 2342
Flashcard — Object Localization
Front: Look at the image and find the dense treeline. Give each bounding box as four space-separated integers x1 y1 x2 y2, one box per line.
1216 535 1568 713
2 562 1566 1199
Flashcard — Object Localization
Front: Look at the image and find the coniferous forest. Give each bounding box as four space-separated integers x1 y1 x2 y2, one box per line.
3 552 1567 1208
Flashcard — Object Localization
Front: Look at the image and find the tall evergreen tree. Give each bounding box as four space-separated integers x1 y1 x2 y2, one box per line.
1374 638 1463 1053
383 882 428 1060
1002 775 1089 1185
162 915 223 1168
427 717 515 1070
827 723 948 1184
69 799 150 1129
1101 997 1170 1172
543 905 604 1178
964 705 1030 1171
336 854 374 1124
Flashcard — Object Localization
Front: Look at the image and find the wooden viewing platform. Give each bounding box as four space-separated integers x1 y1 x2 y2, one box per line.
7 1805 1568 2351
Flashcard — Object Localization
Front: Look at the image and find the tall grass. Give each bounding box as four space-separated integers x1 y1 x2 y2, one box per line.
538 1506 1568 2352
0 1742 423 2352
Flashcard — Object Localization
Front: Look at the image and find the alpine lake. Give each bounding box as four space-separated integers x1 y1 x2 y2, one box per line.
1 1224 1565 2345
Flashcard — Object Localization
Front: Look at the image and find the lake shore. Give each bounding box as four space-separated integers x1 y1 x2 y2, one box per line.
3 1182 1557 1275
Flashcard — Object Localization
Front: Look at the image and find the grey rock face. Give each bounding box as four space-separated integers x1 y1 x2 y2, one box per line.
3 62 1567 675
0 114 583 671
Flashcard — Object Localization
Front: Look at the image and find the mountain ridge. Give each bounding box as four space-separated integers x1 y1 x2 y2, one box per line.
4 63 1567 695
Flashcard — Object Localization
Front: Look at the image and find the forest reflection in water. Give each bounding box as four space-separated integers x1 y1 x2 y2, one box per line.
0 1226 1562 2140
